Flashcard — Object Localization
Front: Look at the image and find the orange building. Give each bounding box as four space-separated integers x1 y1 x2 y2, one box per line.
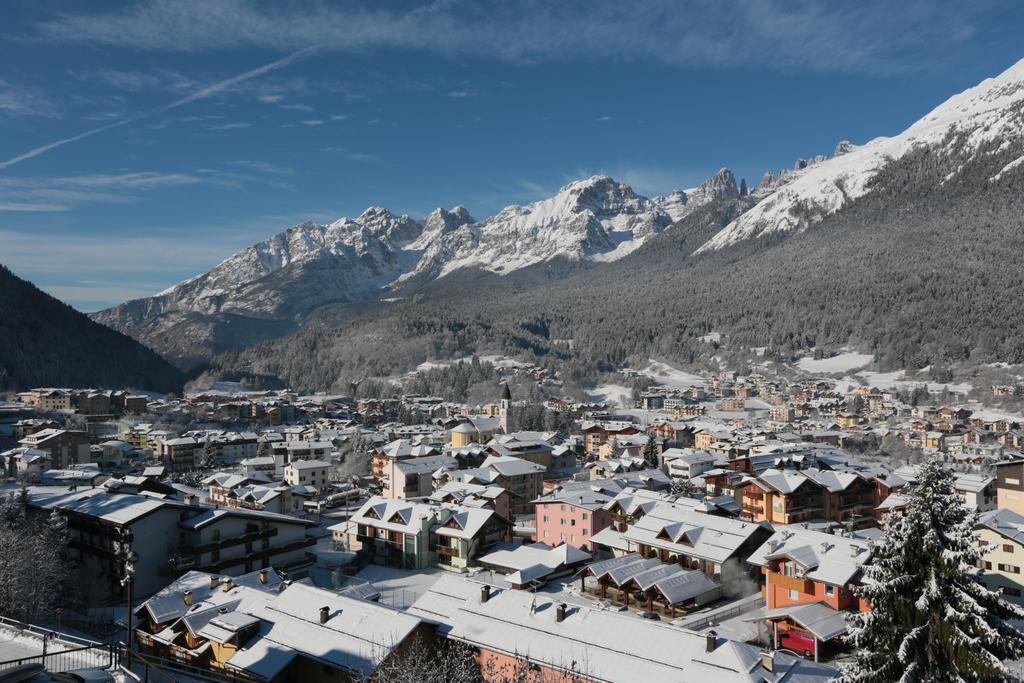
746 527 871 660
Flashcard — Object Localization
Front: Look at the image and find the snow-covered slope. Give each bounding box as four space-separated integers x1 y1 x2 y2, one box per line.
696 58 1024 253
408 175 672 278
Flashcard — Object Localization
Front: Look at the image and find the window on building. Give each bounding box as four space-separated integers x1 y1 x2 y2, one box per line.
788 589 799 600
985 561 993 570
1005 544 1015 553
825 585 835 596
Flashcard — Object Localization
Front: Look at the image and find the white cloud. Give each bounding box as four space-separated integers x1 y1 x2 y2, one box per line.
226 159 294 175
595 115 613 122
31 0 985 75
258 94 283 103
0 80 60 118
0 228 257 310
280 103 314 111
0 169 277 212
447 90 472 98
206 121 251 130
300 119 324 125
0 202 69 212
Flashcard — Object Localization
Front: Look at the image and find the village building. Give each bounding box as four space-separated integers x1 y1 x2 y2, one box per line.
746 526 872 660
134 571 427 681
976 507 1024 604
382 454 459 499
337 496 510 571
592 501 772 597
18 428 90 469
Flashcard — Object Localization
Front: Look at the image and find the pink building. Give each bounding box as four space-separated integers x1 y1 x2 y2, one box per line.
534 485 616 552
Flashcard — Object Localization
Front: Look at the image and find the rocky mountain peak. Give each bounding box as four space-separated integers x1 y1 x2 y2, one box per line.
691 168 740 204
833 140 856 157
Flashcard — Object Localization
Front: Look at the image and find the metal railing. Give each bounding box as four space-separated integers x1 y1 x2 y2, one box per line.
0 642 118 674
132 648 244 683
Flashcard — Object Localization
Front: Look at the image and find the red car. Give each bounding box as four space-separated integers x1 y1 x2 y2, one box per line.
779 630 816 657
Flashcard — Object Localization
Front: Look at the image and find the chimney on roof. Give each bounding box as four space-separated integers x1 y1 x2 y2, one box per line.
319 606 330 624
850 545 862 557
761 651 775 672
705 630 718 653
210 575 220 589
480 585 491 603
258 569 268 584
222 578 232 592
278 579 292 594
218 607 228 615
183 590 193 606
556 603 567 623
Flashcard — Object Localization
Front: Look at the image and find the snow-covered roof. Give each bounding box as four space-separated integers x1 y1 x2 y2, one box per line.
479 541 591 574
408 575 838 682
747 601 849 641
747 526 871 587
286 459 331 470
978 507 1024 545
481 454 546 477
623 503 770 563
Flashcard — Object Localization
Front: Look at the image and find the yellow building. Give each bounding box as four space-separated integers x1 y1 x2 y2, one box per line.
977 508 1024 604
451 421 478 447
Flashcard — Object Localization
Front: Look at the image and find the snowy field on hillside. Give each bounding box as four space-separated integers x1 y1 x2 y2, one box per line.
635 360 705 389
699 332 721 344
414 357 469 372
796 352 874 373
852 370 973 395
587 384 632 406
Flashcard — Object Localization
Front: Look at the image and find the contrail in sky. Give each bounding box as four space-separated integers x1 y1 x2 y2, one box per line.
0 46 321 171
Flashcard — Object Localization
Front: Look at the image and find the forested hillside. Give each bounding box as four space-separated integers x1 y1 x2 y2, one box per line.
202 127 1024 393
0 265 184 392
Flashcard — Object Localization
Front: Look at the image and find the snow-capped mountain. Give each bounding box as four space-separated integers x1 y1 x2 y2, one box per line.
93 174 695 366
696 58 1024 253
409 175 672 279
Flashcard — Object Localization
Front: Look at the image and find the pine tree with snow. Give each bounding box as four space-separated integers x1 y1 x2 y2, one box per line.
842 458 1024 682
642 437 659 469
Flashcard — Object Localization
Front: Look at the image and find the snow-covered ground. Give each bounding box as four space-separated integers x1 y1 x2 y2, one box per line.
0 625 109 668
586 384 632 407
855 370 973 395
634 360 705 389
699 332 721 344
796 352 874 374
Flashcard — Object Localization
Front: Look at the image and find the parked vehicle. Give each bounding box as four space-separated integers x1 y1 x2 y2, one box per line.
778 630 816 658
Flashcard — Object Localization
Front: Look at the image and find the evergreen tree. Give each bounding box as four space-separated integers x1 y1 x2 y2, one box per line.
842 458 1024 682
642 437 659 468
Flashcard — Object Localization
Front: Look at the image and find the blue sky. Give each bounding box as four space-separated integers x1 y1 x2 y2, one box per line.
2 0 1024 311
